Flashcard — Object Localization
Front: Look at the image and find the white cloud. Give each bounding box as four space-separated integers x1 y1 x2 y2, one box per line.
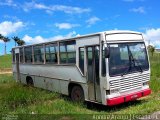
0 40 3 43
0 21 24 36
143 28 160 48
23 2 91 14
65 31 76 37
23 35 46 44
45 10 53 15
51 5 91 14
55 23 80 29
3 15 19 21
130 7 146 14
86 16 100 27
22 31 77 44
51 31 76 40
0 1 91 15
0 0 17 7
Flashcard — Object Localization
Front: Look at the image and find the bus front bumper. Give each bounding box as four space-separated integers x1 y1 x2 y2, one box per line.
106 88 151 106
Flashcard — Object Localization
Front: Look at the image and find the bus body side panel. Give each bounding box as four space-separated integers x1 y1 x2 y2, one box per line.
13 64 87 96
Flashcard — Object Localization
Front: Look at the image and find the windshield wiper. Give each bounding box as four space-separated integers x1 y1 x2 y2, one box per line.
121 65 131 76
129 50 143 73
121 48 143 76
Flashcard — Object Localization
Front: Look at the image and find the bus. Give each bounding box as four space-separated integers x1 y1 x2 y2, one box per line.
12 30 151 106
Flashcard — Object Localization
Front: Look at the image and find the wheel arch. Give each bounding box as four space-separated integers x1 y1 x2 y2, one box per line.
26 76 34 85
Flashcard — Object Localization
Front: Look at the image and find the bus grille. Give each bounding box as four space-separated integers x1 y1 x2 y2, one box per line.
109 73 150 92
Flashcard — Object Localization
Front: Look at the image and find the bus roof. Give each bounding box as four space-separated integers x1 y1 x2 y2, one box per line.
13 30 142 49
104 30 141 35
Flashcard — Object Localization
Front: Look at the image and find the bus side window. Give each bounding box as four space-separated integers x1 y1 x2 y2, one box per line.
60 42 67 63
60 40 76 64
34 45 44 64
20 48 24 63
45 43 58 63
67 41 76 63
79 47 84 74
24 46 32 63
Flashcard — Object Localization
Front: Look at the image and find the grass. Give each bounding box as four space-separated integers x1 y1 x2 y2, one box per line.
0 54 12 69
0 53 160 120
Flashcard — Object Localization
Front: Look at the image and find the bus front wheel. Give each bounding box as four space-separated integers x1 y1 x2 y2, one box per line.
71 86 84 102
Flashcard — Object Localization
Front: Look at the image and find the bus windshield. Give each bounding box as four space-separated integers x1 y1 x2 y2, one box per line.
108 42 149 77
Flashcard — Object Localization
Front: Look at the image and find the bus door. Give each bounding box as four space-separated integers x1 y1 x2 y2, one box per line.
15 48 20 82
86 46 101 101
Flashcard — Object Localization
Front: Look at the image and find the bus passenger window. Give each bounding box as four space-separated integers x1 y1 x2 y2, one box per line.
45 43 58 63
24 46 32 63
34 45 44 63
60 42 67 63
60 40 76 64
67 42 76 63
79 47 84 74
20 48 24 63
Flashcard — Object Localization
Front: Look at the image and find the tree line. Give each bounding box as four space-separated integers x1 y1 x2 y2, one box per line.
0 34 25 55
147 45 155 56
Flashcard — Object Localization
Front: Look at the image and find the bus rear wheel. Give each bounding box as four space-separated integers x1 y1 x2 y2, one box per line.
26 77 34 86
70 86 84 102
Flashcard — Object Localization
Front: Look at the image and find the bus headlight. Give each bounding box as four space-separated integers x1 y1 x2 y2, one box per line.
110 88 120 93
143 81 149 86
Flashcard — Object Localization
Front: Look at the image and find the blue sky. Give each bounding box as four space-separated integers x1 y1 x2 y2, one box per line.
0 0 160 55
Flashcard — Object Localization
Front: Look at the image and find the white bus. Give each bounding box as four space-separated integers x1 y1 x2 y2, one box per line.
12 30 151 106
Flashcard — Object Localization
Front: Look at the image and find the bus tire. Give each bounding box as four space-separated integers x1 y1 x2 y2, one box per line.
26 76 34 86
70 86 84 102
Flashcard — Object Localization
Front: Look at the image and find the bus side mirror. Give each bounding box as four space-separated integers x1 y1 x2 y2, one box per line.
105 47 110 58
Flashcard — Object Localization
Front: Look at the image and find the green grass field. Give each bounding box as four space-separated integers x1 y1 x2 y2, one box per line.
0 54 12 69
0 54 160 120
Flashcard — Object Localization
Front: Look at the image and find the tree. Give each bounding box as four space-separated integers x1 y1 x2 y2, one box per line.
147 45 155 56
0 34 2 38
3 37 10 55
17 39 25 46
0 34 11 55
12 36 20 47
0 34 4 43
12 36 25 46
